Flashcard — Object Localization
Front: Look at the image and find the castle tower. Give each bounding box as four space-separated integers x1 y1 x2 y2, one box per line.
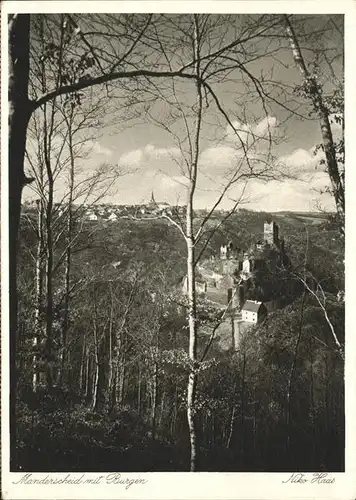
220 244 228 260
264 221 279 247
227 240 237 260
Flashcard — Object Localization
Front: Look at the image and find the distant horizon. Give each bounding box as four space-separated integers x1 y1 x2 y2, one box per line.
21 198 334 215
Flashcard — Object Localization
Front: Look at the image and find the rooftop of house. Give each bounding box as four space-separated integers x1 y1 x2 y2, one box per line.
241 300 264 313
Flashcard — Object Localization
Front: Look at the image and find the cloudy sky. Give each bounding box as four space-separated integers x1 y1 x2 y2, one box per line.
23 13 343 213
84 114 341 212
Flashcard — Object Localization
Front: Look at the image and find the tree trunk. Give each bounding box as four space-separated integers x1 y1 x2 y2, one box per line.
186 231 198 471
59 112 75 387
159 389 166 430
240 352 246 462
58 208 72 386
309 335 316 466
92 356 100 411
226 406 236 449
44 153 54 390
211 411 215 447
230 317 236 351
253 385 257 457
8 14 32 468
111 332 123 413
85 349 91 399
33 199 45 392
92 309 100 411
171 384 178 437
283 15 344 231
106 287 114 410
110 358 118 412
79 334 86 393
151 362 158 440
117 356 125 408
185 16 203 472
137 364 141 416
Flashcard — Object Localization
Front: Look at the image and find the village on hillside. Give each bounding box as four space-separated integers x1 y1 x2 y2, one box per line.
183 220 297 349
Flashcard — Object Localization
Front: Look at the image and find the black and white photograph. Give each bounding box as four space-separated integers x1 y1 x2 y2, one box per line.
2 1 355 499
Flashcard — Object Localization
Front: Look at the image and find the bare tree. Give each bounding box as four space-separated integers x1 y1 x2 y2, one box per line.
25 89 117 390
131 14 285 470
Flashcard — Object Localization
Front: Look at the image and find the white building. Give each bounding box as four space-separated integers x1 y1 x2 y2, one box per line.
241 300 267 324
242 257 252 273
108 212 118 222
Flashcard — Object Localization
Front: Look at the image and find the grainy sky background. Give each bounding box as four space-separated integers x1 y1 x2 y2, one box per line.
23 13 344 212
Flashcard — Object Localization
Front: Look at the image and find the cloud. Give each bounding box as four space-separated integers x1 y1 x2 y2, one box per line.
199 146 241 173
82 140 113 157
144 144 181 160
115 134 334 212
120 148 144 166
119 144 181 167
236 171 334 212
279 147 324 175
225 115 278 144
170 175 190 187
92 143 113 157
225 120 250 144
254 116 278 136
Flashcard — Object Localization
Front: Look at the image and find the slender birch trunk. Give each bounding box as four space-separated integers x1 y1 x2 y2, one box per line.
115 326 126 410
92 300 100 411
309 335 316 465
185 15 203 472
79 334 86 393
111 334 122 413
159 389 166 430
107 285 115 410
59 129 74 386
92 345 100 411
253 385 257 457
44 134 54 390
137 363 141 416
240 352 246 461
33 198 45 392
151 361 158 440
85 349 91 399
117 356 125 408
283 15 344 230
110 357 118 412
226 406 237 449
186 165 198 471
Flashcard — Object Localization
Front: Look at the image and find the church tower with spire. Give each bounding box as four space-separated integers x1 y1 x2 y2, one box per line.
150 191 156 206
